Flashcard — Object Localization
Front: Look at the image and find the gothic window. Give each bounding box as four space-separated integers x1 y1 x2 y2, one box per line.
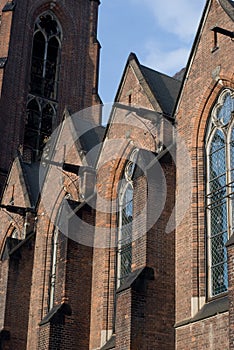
49 225 59 310
117 149 138 287
23 97 56 162
48 202 67 310
23 12 61 162
206 89 234 297
30 12 61 99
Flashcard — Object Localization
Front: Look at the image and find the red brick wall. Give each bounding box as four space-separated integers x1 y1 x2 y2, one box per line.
2 235 35 350
175 0 234 347
176 314 229 350
89 54 176 348
0 0 101 189
228 244 234 349
116 290 132 349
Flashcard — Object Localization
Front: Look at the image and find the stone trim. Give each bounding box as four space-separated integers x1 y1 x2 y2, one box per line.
175 296 229 328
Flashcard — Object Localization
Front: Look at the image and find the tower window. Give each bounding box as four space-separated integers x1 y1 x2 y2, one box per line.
206 89 234 297
23 97 56 162
30 13 61 100
23 12 62 162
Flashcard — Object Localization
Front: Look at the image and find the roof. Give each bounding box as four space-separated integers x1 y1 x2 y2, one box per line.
21 161 47 207
69 113 106 167
140 64 181 116
78 125 105 167
114 52 181 118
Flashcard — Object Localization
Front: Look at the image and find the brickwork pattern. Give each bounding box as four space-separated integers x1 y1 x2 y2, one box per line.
0 0 101 191
175 0 234 348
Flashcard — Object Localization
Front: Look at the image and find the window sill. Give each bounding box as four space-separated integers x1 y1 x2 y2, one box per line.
100 335 116 350
175 295 229 328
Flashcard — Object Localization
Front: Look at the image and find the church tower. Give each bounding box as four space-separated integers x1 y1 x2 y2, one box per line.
0 0 101 190
0 1 101 349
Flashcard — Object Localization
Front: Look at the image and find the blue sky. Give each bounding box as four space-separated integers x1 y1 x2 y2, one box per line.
97 0 206 103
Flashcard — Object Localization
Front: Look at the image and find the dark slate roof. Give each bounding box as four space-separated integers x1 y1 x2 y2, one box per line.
78 125 105 153
219 0 234 20
21 161 42 207
140 64 181 116
72 121 105 167
173 67 186 82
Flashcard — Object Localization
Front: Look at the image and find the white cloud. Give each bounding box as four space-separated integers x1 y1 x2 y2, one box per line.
143 43 190 76
133 0 205 42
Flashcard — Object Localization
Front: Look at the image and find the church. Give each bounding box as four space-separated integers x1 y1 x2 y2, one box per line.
0 0 233 349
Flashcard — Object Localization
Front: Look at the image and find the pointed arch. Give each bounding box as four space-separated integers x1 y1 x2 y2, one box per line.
23 11 61 163
206 88 234 297
117 149 138 287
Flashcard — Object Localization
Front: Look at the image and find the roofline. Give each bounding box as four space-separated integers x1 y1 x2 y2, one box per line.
114 52 139 102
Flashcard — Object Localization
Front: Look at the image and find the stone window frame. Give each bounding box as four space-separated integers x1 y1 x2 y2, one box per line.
23 11 62 163
49 224 59 311
116 149 139 288
29 11 62 101
206 88 234 298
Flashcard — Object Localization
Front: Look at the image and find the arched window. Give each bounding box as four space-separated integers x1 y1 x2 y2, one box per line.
206 89 234 297
48 200 67 310
23 97 56 162
30 12 61 100
23 12 61 162
49 225 59 310
117 149 138 287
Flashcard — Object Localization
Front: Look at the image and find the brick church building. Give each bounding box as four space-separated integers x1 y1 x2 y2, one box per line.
0 0 233 349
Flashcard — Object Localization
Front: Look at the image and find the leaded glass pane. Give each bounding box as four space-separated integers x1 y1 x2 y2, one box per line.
230 128 234 174
216 91 234 125
118 179 133 286
211 262 228 296
207 91 234 297
210 201 227 236
229 127 234 235
209 130 225 180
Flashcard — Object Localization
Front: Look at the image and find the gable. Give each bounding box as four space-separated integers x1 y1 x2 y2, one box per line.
1 157 31 208
116 63 156 111
115 53 181 118
175 0 234 119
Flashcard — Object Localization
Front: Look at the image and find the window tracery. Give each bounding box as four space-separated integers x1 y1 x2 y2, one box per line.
23 12 61 162
117 149 138 287
206 89 234 297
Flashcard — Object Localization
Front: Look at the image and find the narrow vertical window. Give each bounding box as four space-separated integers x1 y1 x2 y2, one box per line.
23 12 62 162
117 149 138 287
49 225 58 310
206 89 234 297
48 200 68 310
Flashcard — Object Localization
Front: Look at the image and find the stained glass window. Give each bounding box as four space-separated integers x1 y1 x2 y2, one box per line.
117 149 138 287
206 89 234 297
